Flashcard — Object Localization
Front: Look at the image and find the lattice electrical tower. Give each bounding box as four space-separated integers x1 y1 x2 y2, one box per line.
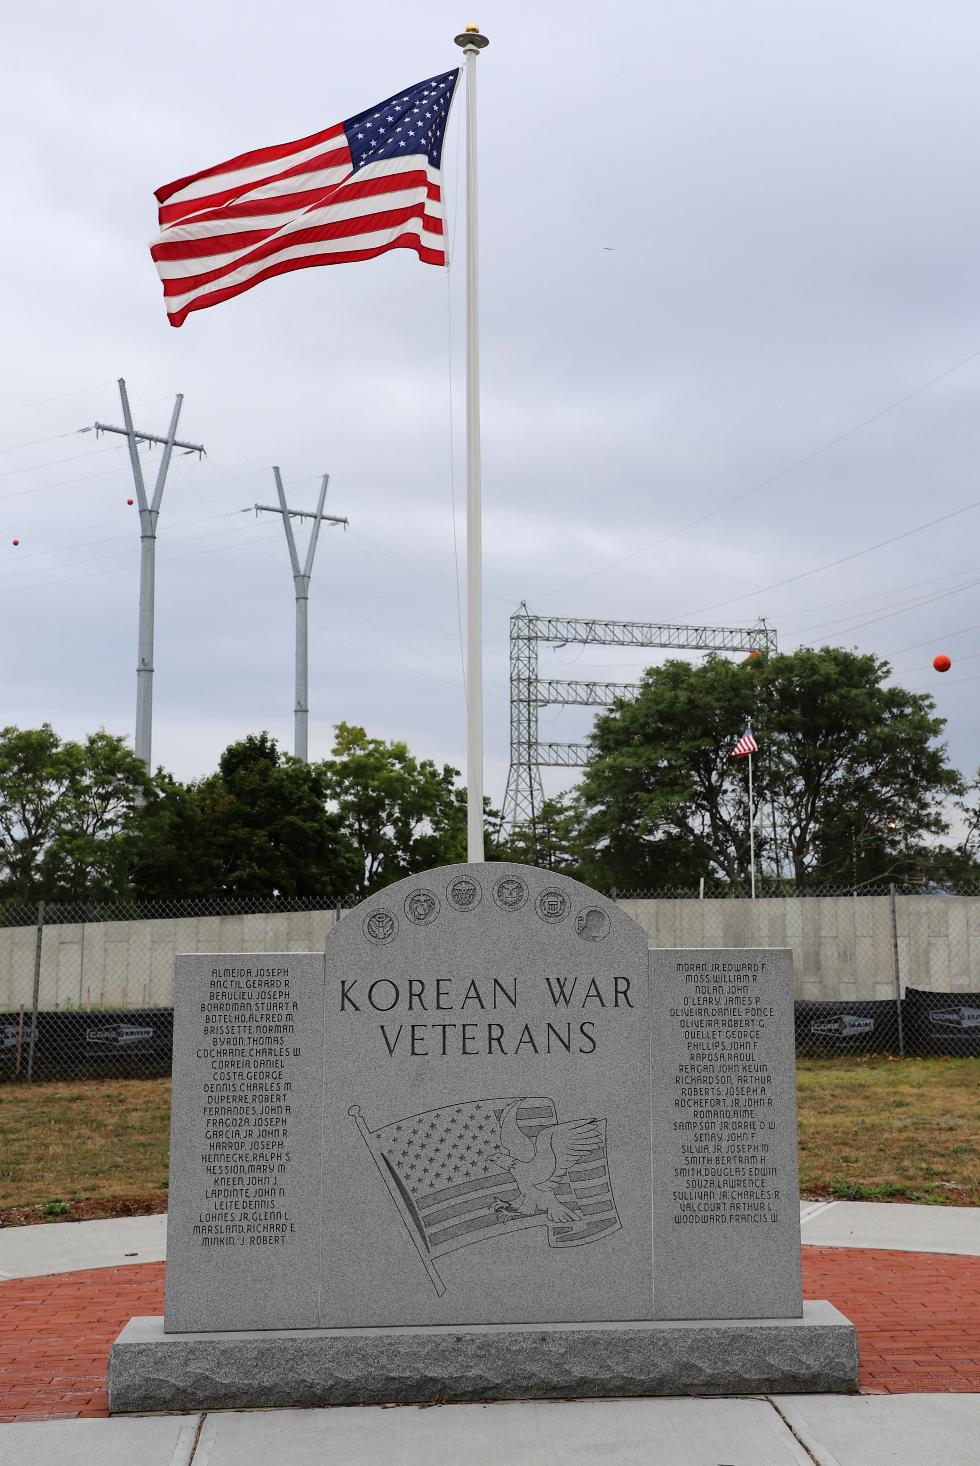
500 604 778 828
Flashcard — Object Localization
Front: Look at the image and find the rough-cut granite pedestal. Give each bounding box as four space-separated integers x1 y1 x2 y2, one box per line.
109 1303 857 1413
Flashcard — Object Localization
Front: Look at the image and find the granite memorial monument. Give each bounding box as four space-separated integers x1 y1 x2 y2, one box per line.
109 863 856 1411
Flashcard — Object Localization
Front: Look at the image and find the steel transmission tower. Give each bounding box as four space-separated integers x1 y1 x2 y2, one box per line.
500 604 777 828
93 379 205 769
255 469 348 761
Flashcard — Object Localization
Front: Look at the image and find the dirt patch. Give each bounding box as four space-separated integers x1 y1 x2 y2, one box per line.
0 1191 168 1228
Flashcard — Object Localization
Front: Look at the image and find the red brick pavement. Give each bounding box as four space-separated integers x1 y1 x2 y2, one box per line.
804 1246 980 1395
0 1247 978 1420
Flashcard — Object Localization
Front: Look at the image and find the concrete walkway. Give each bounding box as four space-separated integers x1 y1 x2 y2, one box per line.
2 1395 979 1466
0 1214 166 1281
3 1201 978 1281
799 1198 980 1254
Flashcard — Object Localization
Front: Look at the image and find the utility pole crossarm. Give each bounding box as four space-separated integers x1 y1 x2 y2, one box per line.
254 504 349 526
93 423 205 456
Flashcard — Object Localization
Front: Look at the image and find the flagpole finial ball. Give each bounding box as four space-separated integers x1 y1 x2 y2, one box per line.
454 25 489 48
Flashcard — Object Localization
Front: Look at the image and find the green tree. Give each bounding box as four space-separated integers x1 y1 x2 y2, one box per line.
0 724 153 901
319 723 467 892
132 733 360 900
764 648 960 887
577 648 961 893
493 795 585 875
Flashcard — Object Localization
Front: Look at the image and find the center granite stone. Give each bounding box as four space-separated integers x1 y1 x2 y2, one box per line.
164 863 652 1332
322 863 652 1327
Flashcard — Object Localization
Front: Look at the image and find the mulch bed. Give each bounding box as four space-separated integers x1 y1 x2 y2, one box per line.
0 1193 168 1229
1 1247 979 1420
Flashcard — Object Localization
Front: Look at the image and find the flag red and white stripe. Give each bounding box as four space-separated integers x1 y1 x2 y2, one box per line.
730 724 758 758
150 69 459 327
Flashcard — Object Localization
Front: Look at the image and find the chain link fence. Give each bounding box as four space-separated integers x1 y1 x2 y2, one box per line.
2 884 978 1081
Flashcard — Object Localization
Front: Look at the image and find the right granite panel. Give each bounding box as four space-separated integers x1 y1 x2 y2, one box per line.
650 948 804 1320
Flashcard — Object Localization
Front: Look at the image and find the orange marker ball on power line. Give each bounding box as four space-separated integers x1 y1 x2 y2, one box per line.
127 498 134 505
11 539 18 546
934 654 952 673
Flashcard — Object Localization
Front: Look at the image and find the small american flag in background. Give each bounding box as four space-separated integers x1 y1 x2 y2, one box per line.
151 68 460 327
731 722 759 758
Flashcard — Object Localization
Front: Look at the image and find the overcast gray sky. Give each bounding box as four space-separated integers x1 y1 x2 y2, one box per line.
3 1 980 808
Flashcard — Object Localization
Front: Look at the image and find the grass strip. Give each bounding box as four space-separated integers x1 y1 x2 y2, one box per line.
1 1058 978 1221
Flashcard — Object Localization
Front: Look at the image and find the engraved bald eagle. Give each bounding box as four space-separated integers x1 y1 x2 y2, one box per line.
490 1099 601 1224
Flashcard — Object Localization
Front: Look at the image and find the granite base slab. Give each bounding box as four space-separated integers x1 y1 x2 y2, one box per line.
108 1302 857 1413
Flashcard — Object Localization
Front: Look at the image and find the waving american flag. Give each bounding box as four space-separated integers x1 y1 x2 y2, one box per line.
151 68 460 327
731 722 759 758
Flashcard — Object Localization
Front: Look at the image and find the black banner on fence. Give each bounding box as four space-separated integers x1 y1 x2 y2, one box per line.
0 1009 174 1080
902 987 980 1057
794 999 899 1057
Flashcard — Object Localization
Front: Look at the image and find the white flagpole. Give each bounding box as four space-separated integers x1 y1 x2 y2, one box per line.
454 23 489 863
748 750 756 900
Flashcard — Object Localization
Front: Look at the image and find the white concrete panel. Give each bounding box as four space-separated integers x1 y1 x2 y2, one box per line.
0 1414 199 1466
216 914 245 949
192 1398 812 1466
188 916 223 952
0 1213 167 1281
775 1393 980 1466
0 928 15 1008
799 1199 980 1255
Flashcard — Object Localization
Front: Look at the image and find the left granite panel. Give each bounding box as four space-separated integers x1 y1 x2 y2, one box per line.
164 952 325 1332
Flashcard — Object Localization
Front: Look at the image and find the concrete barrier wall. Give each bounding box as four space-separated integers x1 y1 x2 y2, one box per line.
0 909 339 1013
1 895 978 1013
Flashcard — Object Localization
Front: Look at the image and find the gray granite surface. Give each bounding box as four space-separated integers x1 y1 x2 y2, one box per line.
165 952 325 1332
323 864 651 1327
650 948 804 1319
108 1302 857 1413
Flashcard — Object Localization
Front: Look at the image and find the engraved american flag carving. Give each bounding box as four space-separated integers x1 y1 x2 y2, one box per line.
350 1097 620 1296
151 68 460 328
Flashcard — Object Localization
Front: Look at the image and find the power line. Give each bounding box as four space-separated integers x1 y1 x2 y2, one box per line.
0 379 117 426
0 512 271 598
773 562 980 625
792 574 980 641
538 343 980 601
0 429 93 457
344 528 518 606
887 621 980 658
0 508 257 584
682 495 980 618
0 444 124 482
0 461 132 505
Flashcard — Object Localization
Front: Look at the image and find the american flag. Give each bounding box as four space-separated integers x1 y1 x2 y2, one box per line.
352 1097 619 1293
151 68 460 328
731 722 759 758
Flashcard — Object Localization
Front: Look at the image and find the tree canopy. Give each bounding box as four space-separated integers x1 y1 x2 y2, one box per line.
132 732 360 900
571 647 962 893
0 653 968 908
318 722 467 893
0 724 152 902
